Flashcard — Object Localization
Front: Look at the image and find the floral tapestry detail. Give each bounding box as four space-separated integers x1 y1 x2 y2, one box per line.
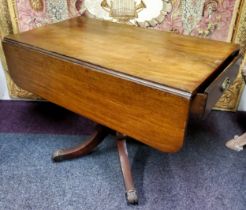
154 0 184 34
16 0 49 32
46 0 68 22
6 0 85 99
16 0 85 32
181 0 206 35
29 0 44 12
193 0 238 41
67 0 86 17
155 0 239 42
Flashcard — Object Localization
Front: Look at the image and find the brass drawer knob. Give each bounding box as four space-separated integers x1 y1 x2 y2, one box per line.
221 77 231 91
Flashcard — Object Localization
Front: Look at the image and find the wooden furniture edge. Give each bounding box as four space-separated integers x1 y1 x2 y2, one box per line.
2 37 192 99
3 40 191 153
3 32 240 98
190 54 243 118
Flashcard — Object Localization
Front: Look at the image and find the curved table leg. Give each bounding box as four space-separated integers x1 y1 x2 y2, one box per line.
117 135 138 205
52 125 109 162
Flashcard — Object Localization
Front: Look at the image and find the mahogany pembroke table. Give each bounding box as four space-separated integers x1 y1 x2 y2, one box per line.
2 17 243 204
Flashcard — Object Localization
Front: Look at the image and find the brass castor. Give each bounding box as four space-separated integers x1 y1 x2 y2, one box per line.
52 149 65 162
126 190 138 205
51 125 109 162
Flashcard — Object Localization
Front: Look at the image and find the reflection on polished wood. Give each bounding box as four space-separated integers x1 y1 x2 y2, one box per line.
5 16 239 94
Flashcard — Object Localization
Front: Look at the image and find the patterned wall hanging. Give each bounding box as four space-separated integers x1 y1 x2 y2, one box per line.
29 0 44 12
0 0 85 99
85 0 172 27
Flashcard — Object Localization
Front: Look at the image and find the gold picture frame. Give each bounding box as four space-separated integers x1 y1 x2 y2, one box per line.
214 0 246 111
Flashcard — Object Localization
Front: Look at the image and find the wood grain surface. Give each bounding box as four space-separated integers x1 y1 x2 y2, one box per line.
5 16 240 94
3 42 190 152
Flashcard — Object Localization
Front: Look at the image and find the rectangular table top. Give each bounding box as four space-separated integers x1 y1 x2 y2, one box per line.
6 16 239 96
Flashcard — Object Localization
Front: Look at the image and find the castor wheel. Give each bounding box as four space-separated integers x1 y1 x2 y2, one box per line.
125 190 138 205
52 149 65 162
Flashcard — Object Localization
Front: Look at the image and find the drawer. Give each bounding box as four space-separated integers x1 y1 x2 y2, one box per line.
191 54 242 118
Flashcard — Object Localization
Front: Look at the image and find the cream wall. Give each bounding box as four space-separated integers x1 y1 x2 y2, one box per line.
0 62 9 99
238 88 246 111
